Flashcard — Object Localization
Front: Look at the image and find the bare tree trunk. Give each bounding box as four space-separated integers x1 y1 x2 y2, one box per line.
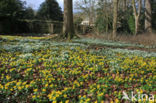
123 0 127 12
88 0 95 26
113 0 119 39
132 0 142 35
63 0 74 39
145 0 152 33
135 16 139 35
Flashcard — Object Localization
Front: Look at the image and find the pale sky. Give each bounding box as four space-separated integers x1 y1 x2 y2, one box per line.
22 0 76 10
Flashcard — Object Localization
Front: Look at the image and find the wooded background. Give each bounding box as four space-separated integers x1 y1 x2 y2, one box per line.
0 0 155 38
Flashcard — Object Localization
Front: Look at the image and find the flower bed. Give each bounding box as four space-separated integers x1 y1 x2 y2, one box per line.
0 36 155 103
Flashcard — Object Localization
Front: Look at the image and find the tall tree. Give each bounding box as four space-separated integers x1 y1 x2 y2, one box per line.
0 0 25 33
132 0 142 35
37 0 63 21
96 0 113 33
23 7 35 19
113 0 119 38
0 0 25 18
151 0 156 30
63 0 74 39
145 0 152 33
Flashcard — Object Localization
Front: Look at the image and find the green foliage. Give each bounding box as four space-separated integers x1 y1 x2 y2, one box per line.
95 14 113 33
37 0 63 21
0 0 37 33
74 17 83 25
95 1 113 33
128 16 135 34
95 16 106 33
117 10 131 34
23 7 35 19
74 16 83 33
0 0 25 18
0 0 26 33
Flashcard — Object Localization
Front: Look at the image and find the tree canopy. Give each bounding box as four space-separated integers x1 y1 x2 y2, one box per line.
0 0 25 19
23 7 35 19
37 0 63 21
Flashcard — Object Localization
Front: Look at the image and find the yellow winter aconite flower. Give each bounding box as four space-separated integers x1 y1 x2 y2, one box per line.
97 85 100 89
0 85 3 89
18 86 22 90
10 88 13 91
65 100 69 103
94 100 98 103
33 89 38 92
5 86 8 89
6 75 11 80
79 95 81 98
98 93 104 97
45 84 48 87
52 96 56 100
86 98 90 102
10 68 15 72
140 89 143 94
149 101 154 103
110 100 114 103
115 99 120 103
25 85 29 88
42 88 46 92
64 94 67 98
52 101 57 103
32 95 36 99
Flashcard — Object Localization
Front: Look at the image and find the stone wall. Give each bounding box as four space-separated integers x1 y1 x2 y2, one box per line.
24 20 63 34
0 19 63 34
0 19 93 34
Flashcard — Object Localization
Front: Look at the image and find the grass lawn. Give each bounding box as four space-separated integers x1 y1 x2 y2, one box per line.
0 35 155 103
